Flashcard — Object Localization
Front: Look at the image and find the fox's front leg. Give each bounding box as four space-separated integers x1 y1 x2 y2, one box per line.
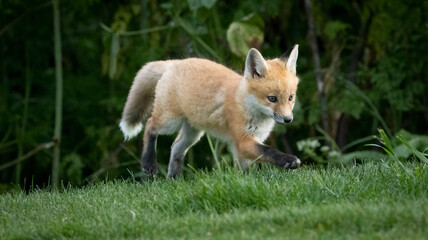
237 137 301 169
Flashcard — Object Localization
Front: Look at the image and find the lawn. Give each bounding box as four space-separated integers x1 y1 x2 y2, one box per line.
1 162 427 239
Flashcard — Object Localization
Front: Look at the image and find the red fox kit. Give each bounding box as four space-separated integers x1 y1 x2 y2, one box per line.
120 45 301 178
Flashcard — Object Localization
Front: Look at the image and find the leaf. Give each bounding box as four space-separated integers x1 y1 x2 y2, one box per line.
324 21 350 40
227 21 264 57
331 80 365 119
343 135 376 152
160 3 173 9
239 13 265 30
392 144 412 160
378 129 393 153
308 100 321 125
187 0 217 11
340 150 385 163
130 3 140 15
111 6 133 34
379 129 428 161
226 13 264 58
397 136 428 164
109 33 120 80
61 153 84 185
316 125 340 152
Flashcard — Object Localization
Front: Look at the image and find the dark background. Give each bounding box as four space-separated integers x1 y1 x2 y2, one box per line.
1 0 427 189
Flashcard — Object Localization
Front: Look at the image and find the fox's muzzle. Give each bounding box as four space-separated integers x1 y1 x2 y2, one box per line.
273 113 293 124
283 115 293 123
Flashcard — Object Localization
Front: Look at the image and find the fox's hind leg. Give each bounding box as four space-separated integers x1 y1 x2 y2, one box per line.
142 111 185 177
167 121 204 178
141 117 159 176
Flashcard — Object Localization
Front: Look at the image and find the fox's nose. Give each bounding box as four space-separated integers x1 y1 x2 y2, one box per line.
283 115 293 123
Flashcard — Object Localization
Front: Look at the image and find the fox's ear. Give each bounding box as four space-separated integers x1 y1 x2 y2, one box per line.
280 44 299 74
244 48 268 79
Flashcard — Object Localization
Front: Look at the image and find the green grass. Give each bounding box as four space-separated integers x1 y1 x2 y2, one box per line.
1 162 428 239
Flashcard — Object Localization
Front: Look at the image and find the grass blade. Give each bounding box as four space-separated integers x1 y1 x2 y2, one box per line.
397 136 428 164
206 134 221 169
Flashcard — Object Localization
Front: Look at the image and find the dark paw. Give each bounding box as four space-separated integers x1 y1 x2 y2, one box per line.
280 155 301 169
256 144 301 169
166 172 178 179
142 165 157 176
290 156 301 169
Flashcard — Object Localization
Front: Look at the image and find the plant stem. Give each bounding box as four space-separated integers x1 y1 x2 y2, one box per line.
99 22 172 36
0 142 54 171
206 134 220 169
15 43 32 184
304 0 329 135
52 0 63 188
174 15 221 61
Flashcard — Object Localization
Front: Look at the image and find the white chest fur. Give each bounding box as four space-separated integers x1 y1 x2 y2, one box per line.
245 118 275 143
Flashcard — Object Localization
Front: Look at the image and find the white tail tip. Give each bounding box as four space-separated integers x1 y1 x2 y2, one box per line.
119 120 142 141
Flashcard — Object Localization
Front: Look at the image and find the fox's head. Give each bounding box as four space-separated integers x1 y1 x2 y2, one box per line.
242 45 300 124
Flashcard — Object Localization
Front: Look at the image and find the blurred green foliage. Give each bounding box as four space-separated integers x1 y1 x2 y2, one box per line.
0 0 427 188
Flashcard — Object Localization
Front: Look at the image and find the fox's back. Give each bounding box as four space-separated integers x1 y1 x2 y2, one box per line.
170 58 242 90
155 58 242 133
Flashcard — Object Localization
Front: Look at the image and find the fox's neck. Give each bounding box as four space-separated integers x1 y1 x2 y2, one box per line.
234 78 271 123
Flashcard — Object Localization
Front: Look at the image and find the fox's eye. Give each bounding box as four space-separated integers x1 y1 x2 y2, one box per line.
267 96 278 103
289 95 294 101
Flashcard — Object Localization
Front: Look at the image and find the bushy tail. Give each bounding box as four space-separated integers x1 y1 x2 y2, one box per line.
119 61 165 140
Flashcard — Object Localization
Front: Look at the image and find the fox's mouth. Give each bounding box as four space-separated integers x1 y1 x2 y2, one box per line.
273 113 293 124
